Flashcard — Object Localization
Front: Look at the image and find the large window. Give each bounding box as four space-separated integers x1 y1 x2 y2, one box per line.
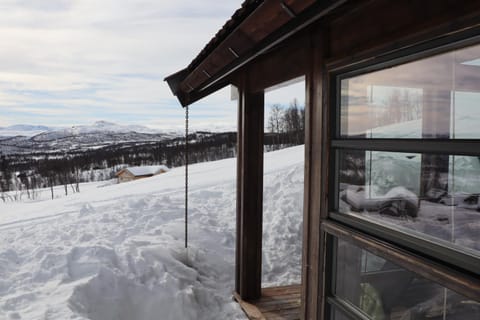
328 39 480 320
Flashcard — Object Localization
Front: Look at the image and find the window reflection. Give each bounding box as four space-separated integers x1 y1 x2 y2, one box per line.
330 307 349 320
340 43 480 139
334 238 480 320
338 150 480 256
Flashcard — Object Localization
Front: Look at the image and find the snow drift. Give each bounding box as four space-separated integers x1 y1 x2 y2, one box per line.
0 146 305 320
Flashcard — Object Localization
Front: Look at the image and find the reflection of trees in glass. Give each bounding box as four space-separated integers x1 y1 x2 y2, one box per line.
376 88 422 127
339 149 366 186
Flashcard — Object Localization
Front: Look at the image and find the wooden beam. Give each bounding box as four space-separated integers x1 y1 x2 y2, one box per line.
248 32 309 93
237 83 264 301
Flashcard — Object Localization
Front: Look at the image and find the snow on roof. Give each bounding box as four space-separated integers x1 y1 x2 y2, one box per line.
122 165 169 177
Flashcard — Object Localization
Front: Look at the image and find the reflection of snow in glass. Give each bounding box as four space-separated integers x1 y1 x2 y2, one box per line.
365 151 421 197
340 149 480 257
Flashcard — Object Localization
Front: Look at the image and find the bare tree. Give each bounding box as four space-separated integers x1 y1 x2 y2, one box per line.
268 104 284 133
267 104 284 150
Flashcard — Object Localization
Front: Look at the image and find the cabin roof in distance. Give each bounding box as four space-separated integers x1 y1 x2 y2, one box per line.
117 165 170 177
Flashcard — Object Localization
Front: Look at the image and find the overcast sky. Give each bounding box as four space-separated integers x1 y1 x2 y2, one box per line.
0 1 305 131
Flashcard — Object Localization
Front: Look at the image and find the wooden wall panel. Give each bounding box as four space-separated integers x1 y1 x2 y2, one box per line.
328 0 480 62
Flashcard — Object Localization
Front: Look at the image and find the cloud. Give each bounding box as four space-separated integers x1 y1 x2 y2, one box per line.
265 78 306 108
0 0 240 129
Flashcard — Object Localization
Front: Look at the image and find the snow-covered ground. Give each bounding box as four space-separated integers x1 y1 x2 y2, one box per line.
0 146 304 320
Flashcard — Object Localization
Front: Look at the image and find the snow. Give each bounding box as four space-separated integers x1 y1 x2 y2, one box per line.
0 146 304 320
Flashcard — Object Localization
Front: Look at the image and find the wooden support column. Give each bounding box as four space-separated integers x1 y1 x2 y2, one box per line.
302 27 328 320
236 82 264 301
235 85 243 295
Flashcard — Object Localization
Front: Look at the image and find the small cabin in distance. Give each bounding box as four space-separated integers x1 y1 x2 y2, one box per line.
115 165 169 183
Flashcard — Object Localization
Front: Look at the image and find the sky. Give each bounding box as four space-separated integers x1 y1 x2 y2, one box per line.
0 0 306 132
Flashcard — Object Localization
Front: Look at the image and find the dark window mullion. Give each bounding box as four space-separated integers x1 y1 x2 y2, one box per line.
331 139 480 156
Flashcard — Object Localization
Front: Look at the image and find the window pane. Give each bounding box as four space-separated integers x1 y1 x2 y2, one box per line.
334 237 480 320
337 149 480 257
340 43 480 139
330 306 351 320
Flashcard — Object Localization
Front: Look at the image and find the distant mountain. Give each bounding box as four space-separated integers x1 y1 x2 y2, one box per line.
6 124 51 131
0 121 178 155
0 121 162 138
0 124 53 137
72 121 160 135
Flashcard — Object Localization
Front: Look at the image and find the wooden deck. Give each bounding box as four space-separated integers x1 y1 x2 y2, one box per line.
234 285 301 320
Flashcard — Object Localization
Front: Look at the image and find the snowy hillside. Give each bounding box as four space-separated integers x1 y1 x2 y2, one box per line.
0 146 304 320
0 121 178 155
0 121 162 138
0 125 52 138
73 121 161 135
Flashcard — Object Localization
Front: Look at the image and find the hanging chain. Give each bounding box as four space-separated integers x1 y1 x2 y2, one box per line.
185 105 189 249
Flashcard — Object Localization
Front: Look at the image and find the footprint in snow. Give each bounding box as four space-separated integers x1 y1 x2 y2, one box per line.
79 203 95 216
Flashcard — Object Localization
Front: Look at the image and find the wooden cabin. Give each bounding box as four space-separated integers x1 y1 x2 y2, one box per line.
166 1 480 319
115 165 169 183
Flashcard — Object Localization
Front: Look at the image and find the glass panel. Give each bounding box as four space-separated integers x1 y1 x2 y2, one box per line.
337 149 480 257
262 77 305 287
340 43 480 139
330 306 351 320
334 238 480 320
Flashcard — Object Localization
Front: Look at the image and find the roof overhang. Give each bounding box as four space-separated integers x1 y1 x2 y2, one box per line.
165 0 348 107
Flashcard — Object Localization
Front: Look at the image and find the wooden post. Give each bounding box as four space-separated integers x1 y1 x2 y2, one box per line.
236 81 264 301
235 85 243 294
302 27 327 320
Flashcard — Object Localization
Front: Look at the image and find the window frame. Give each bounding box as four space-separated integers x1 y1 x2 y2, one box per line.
326 31 480 295
322 221 480 320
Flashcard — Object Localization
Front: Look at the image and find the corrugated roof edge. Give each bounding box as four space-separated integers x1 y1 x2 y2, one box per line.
164 0 262 106
185 0 263 73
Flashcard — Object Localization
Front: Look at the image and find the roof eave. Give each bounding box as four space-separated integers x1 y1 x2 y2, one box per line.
164 69 190 107
165 0 349 107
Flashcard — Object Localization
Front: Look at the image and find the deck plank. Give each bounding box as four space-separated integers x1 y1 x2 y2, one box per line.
234 285 301 320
